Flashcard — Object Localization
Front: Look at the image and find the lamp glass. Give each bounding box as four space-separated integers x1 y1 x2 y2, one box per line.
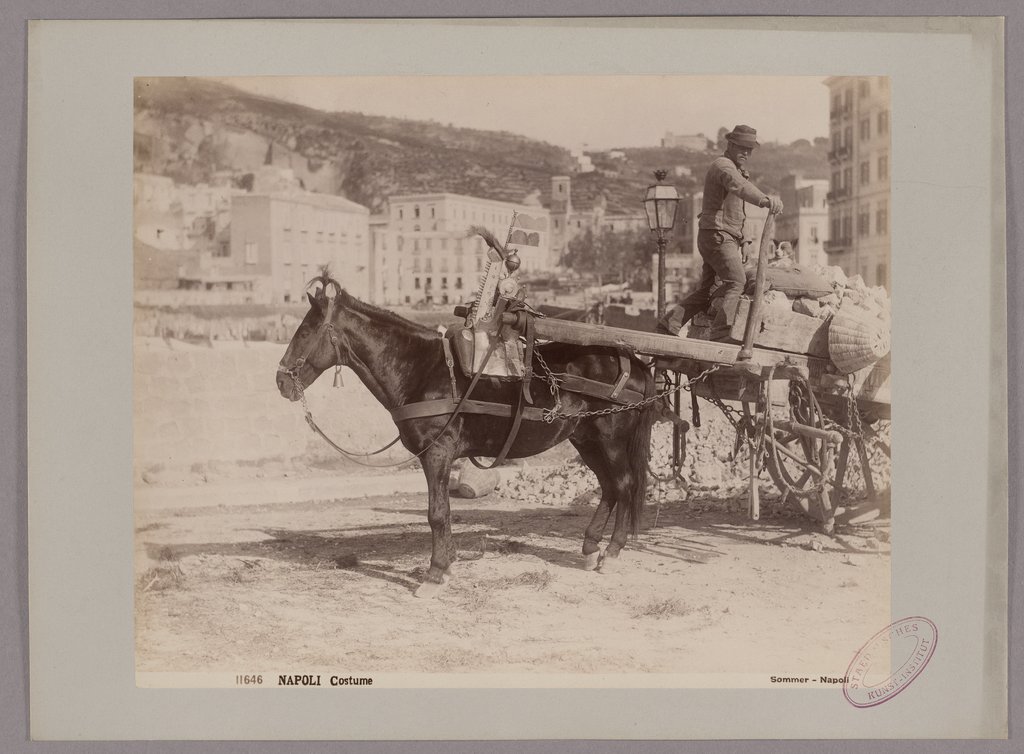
644 184 680 232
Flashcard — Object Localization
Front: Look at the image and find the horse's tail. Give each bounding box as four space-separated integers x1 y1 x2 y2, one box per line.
625 394 658 536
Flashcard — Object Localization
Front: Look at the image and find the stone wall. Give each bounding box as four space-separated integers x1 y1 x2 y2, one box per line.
134 337 403 479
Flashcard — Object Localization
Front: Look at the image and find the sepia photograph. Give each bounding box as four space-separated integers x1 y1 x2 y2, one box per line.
24 15 1007 742
132 73 893 687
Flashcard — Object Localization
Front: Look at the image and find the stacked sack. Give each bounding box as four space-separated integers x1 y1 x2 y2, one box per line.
751 247 892 374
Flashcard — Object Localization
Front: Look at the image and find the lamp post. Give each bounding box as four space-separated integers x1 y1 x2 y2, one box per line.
644 169 681 318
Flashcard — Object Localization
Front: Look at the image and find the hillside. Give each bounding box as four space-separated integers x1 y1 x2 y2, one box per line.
134 77 828 214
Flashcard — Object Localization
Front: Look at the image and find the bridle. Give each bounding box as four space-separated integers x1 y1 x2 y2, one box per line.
277 288 345 396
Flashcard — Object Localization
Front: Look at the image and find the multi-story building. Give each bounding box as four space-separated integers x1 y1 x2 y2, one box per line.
368 214 402 306
776 174 830 267
189 189 371 303
387 192 552 306
824 76 891 288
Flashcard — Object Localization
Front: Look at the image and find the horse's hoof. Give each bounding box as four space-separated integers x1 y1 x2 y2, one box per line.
583 551 601 571
414 571 450 599
598 554 621 574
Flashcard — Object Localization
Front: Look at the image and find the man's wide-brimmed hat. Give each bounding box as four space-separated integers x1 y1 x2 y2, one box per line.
726 125 759 149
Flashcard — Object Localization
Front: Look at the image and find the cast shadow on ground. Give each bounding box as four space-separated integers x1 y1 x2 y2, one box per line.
141 493 886 596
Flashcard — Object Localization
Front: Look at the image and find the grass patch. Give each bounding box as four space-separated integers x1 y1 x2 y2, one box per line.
488 538 526 555
137 564 186 593
631 597 699 620
488 570 555 591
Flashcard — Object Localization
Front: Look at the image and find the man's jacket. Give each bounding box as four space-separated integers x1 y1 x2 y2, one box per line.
698 156 769 240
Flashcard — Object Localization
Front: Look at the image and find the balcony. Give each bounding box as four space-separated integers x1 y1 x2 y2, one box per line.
827 146 852 163
825 188 850 202
824 239 852 254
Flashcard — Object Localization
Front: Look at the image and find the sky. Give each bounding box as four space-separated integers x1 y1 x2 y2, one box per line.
218 76 830 151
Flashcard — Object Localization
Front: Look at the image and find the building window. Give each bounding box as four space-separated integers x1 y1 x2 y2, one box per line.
859 118 870 140
455 276 463 289
810 226 819 242
214 241 230 258
414 277 421 289
414 205 420 219
857 207 870 237
831 171 840 192
843 88 852 112
244 240 258 264
878 154 889 181
844 126 852 148
876 203 889 235
858 79 870 98
860 161 870 185
843 167 852 191
430 206 435 219
876 263 887 288
878 110 889 134
441 276 448 289
398 209 403 220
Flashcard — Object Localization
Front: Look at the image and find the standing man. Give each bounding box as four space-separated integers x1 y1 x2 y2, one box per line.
658 125 783 339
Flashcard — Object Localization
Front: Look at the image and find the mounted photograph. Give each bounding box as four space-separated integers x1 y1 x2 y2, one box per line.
132 73 893 689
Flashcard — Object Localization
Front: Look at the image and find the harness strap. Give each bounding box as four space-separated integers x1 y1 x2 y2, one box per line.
439 329 459 402
610 351 631 400
391 397 548 423
557 374 645 405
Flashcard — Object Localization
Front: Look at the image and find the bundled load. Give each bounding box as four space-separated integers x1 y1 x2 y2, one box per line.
686 252 892 376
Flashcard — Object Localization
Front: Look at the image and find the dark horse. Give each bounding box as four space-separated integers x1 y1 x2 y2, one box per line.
276 270 657 598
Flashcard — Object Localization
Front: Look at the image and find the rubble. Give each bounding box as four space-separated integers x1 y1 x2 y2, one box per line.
490 399 891 518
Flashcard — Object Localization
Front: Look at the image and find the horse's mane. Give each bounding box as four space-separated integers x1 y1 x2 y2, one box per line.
307 266 433 334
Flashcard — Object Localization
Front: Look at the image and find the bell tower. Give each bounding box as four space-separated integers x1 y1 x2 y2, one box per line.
550 176 572 268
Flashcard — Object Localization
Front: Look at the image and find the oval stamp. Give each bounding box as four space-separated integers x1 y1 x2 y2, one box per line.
843 616 938 708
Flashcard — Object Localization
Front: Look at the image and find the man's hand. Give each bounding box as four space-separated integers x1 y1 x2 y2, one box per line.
767 196 784 215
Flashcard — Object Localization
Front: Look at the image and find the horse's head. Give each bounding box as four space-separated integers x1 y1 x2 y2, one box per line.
276 272 347 401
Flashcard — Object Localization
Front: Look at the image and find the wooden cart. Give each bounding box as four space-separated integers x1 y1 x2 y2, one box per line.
475 215 890 532
527 312 889 532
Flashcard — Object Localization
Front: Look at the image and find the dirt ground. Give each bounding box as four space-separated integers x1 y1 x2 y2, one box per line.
135 466 891 683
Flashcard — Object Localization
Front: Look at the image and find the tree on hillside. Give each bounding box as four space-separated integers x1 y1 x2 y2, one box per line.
561 227 656 291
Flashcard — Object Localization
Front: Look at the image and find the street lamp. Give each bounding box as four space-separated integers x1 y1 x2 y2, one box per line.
644 169 681 318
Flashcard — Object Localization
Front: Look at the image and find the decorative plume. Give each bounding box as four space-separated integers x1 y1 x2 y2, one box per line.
306 266 343 299
467 225 507 260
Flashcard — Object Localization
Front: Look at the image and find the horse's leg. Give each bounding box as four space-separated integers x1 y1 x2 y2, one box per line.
415 448 456 599
571 438 616 571
598 409 653 574
597 451 634 574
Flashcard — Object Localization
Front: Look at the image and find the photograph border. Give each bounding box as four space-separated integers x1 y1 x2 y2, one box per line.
4 2 1018 750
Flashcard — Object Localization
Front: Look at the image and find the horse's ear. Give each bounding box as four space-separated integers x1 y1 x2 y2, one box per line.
307 291 318 309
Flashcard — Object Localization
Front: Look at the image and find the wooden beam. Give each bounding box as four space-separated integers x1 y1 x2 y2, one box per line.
532 317 826 377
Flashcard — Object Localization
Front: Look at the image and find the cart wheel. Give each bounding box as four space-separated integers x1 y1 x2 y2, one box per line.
763 379 836 533
826 398 890 526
